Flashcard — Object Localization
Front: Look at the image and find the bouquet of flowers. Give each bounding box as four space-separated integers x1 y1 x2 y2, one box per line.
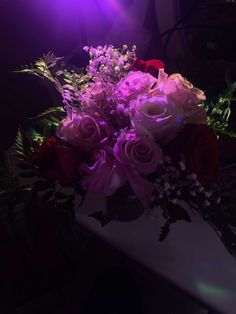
1 45 236 253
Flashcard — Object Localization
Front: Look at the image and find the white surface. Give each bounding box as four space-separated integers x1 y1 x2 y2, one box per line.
76 194 236 314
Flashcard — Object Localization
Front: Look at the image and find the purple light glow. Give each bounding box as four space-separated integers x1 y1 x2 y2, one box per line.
12 0 161 60
31 0 134 48
34 0 131 25
101 0 131 24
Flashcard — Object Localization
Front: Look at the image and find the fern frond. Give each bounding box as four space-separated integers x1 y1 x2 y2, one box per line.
31 106 65 120
13 128 32 161
16 52 64 94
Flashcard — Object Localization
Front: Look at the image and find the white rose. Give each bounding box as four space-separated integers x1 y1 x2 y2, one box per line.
156 70 207 125
130 94 185 145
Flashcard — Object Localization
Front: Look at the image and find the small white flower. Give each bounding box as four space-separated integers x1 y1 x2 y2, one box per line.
124 64 130 71
199 186 204 193
179 161 186 171
164 182 170 190
186 173 197 181
114 66 120 73
83 46 89 52
205 191 212 198
190 191 196 197
203 200 210 207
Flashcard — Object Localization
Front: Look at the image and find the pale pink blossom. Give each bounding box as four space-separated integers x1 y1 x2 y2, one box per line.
57 112 112 151
80 147 126 196
114 130 163 208
115 71 157 105
156 70 207 124
130 94 185 145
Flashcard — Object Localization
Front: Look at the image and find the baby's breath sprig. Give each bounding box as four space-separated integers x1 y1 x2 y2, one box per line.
150 154 221 240
83 44 136 84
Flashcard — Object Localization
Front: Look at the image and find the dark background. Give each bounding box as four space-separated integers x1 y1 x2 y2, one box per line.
0 0 236 313
1 0 236 148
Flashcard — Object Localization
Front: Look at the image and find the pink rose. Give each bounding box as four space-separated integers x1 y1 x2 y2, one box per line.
79 81 107 108
80 147 126 196
114 130 162 208
157 70 207 124
114 130 162 175
57 112 112 151
130 94 185 145
115 71 157 105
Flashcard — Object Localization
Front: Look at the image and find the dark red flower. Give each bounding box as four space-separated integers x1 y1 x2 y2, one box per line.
166 124 219 186
32 136 85 183
132 58 164 78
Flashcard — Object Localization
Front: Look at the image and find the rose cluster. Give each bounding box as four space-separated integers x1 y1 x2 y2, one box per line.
33 45 218 209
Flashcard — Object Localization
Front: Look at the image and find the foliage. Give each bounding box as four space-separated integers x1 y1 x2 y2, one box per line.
18 52 64 93
0 108 83 251
18 52 90 110
2 48 236 260
203 82 236 137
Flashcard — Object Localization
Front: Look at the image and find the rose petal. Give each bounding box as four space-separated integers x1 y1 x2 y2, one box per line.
81 148 126 196
126 167 153 209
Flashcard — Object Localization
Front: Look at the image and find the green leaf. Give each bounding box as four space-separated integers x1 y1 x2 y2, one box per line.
159 220 170 242
104 184 144 225
35 118 58 137
203 86 236 138
13 128 32 161
159 202 191 242
225 82 236 97
168 203 191 223
214 128 236 138
31 106 65 120
16 52 64 94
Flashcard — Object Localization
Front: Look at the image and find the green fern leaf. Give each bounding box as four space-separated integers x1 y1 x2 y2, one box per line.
13 128 32 161
31 106 65 120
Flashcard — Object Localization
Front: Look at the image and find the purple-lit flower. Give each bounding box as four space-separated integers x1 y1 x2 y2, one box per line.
57 112 112 151
80 147 126 196
84 45 136 83
114 71 157 105
130 94 185 145
132 58 164 78
79 81 108 108
114 130 163 208
157 70 207 125
114 130 162 175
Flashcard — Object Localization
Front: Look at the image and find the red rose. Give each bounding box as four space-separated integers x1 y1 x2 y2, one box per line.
32 136 85 183
166 124 219 186
132 58 164 78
